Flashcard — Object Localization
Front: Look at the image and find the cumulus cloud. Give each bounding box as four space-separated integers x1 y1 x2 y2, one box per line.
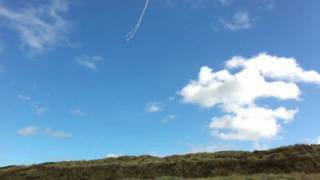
180 53 320 141
17 126 38 136
226 53 320 84
221 11 252 31
77 56 103 70
45 128 72 138
0 0 70 52
181 65 300 109
210 106 297 141
146 102 163 112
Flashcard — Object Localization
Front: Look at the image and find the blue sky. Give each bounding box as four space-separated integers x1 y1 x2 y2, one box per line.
1 0 320 166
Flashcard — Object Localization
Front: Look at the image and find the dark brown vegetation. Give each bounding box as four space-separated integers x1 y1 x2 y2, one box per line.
1 144 320 180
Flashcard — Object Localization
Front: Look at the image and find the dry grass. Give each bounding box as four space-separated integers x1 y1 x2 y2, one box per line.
154 173 320 180
1 144 320 180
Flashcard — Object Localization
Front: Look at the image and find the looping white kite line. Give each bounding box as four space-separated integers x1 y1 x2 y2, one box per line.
126 0 150 42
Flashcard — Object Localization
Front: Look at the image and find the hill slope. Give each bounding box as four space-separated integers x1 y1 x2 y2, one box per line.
1 144 320 179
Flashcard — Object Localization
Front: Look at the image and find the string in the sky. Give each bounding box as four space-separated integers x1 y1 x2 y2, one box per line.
126 0 150 42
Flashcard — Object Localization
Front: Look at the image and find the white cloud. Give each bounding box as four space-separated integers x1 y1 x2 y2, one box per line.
162 114 176 123
210 106 297 141
189 144 231 153
106 153 122 158
33 105 49 116
303 136 320 145
45 128 72 138
17 94 31 102
17 94 49 116
71 108 87 117
226 53 320 84
146 102 163 112
17 126 38 136
77 56 103 70
181 66 300 109
252 142 268 151
180 53 320 141
263 1 275 10
0 0 70 52
168 96 175 101
17 126 72 138
221 11 252 31
218 0 232 7
0 64 7 73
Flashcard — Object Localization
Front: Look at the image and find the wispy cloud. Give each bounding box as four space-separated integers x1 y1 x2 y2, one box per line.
146 102 163 112
221 11 253 31
0 0 70 52
157 0 175 8
71 108 87 117
162 114 176 123
17 126 38 136
45 128 72 138
263 1 275 10
77 56 103 70
18 126 72 138
157 0 219 9
0 64 7 74
0 39 5 52
168 96 175 101
32 105 49 116
17 94 31 102
17 94 49 116
218 0 232 7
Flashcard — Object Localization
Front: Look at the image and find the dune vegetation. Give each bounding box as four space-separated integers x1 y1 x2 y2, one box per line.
1 144 320 179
